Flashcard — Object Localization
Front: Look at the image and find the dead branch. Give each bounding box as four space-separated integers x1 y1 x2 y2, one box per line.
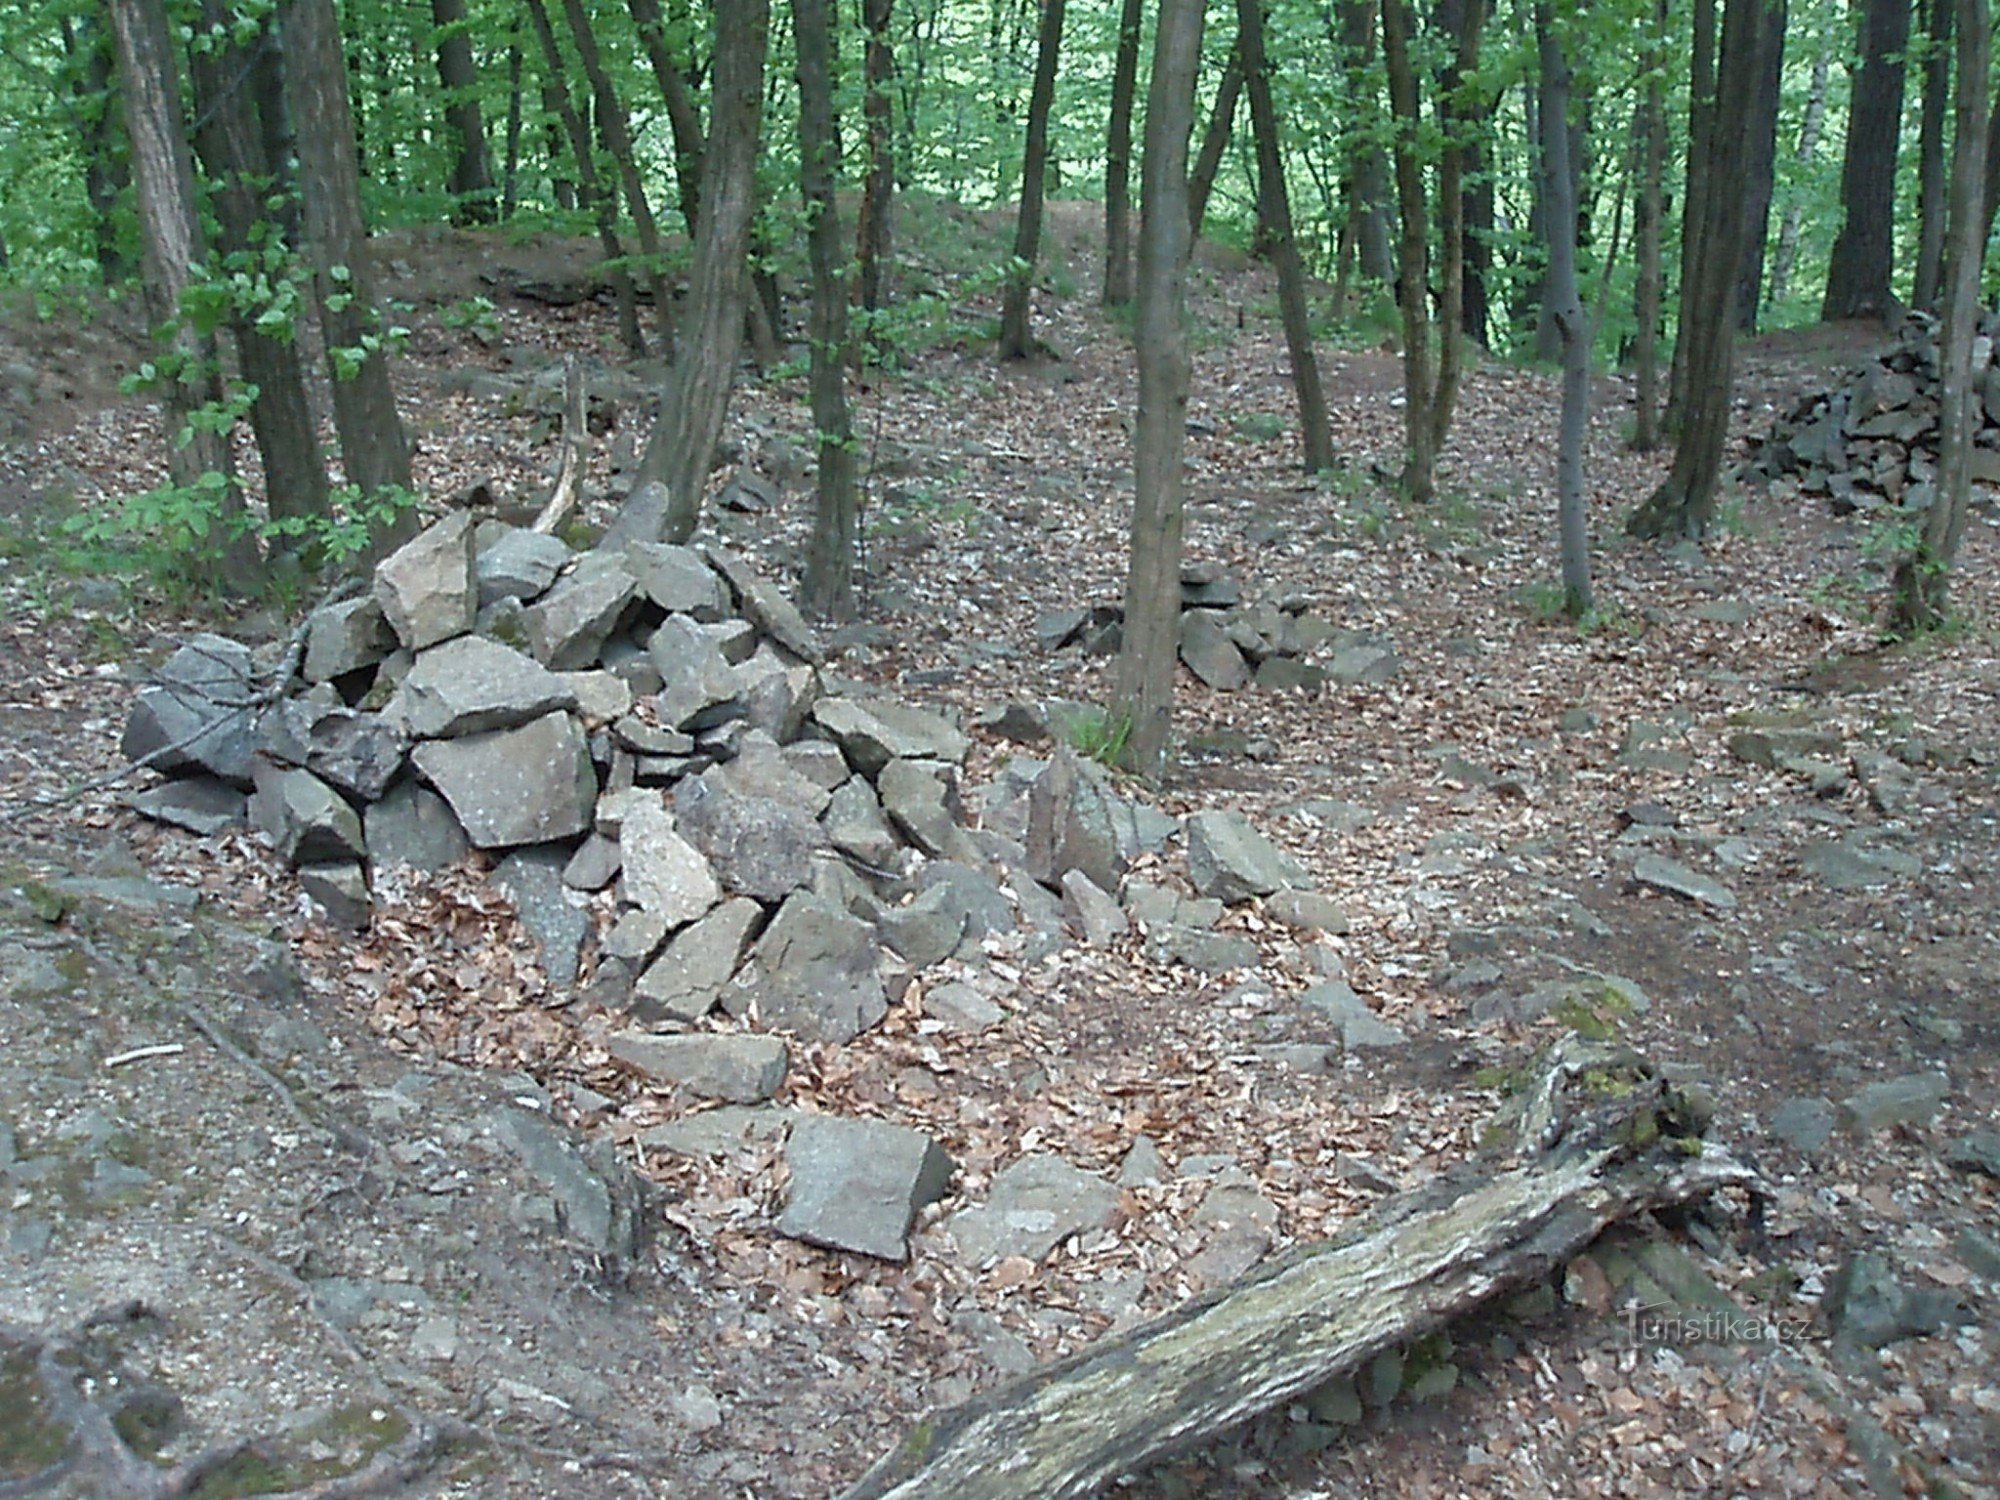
531 356 589 536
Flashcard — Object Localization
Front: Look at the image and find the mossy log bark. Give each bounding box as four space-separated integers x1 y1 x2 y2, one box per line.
841 1040 1757 1500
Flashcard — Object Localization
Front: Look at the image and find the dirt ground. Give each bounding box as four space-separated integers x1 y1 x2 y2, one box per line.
1 205 1997 1497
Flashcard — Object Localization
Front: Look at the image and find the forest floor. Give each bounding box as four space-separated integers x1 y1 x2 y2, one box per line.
1 200 1998 1498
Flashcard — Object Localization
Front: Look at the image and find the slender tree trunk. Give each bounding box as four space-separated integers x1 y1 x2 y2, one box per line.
562 0 674 352
857 0 897 316
1102 0 1145 306
60 13 131 282
522 0 643 354
1188 43 1244 239
1667 0 1716 428
1632 0 1667 450
1733 0 1786 329
1335 0 1396 285
430 0 496 224
611 0 770 547
1431 0 1487 453
1239 0 1333 472
1381 0 1435 502
541 86 575 210
628 0 707 233
1627 0 1762 540
502 43 524 218
1768 41 1829 305
792 0 859 619
280 0 416 538
1913 0 1953 309
1000 0 1066 359
1895 0 1989 631
107 0 258 592
1822 0 1913 319
1537 0 1592 616
1118 0 1206 783
189 2 330 538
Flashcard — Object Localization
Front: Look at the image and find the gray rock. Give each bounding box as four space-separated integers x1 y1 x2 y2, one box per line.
495 846 591 986
702 618 760 664
1179 609 1250 690
638 1104 793 1159
299 707 407 802
1824 1252 1971 1349
364 780 470 871
125 776 246 835
1631 853 1737 910
1726 725 1844 768
121 634 263 785
620 795 722 924
1265 888 1350 934
1301 981 1408 1049
624 541 729 618
486 1107 647 1267
561 832 622 890
674 771 830 902
250 763 364 866
925 981 1005 1032
710 731 832 815
977 700 1051 743
1157 925 1261 974
724 892 888 1043
632 897 763 1024
877 758 979 863
821 775 905 870
523 552 637 669
1800 839 1922 890
813 697 968 775
1025 749 1126 893
879 885 970 969
1186 809 1310 901
303 595 394 682
374 512 476 651
705 544 824 663
297 862 371 930
411 709 597 848
783 739 851 791
949 1153 1120 1266
1944 1130 2000 1178
556 669 634 724
612 716 695 757
1769 1096 1837 1154
1325 644 1399 685
1122 879 1224 930
734 648 816 741
603 907 672 965
1255 656 1328 692
647 615 742 730
475 526 570 606
776 1113 955 1261
1840 1071 1950 1133
1061 870 1127 946
390 635 579 739
608 1031 789 1104
1957 1228 2000 1282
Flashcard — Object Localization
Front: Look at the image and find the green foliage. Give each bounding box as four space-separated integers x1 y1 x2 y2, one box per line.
439 294 500 338
1063 705 1134 770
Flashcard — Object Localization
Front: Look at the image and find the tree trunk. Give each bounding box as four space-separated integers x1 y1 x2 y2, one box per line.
1188 43 1244 239
1627 0 1763 540
189 2 330 539
1102 0 1145 307
1631 0 1667 451
1335 0 1396 286
611 0 770 547
857 0 898 317
1000 0 1066 360
1768 40 1828 306
1115 0 1205 784
561 0 675 352
522 0 643 355
1431 0 1487 454
793 0 860 620
1894 0 1990 631
1381 0 1435 502
1732 0 1786 330
502 43 524 218
60 12 131 283
1913 0 1953 309
842 1039 1753 1500
1667 0 1716 428
1822 0 1912 320
1239 0 1333 472
106 0 258 592
628 0 707 233
1538 0 1592 617
430 0 496 224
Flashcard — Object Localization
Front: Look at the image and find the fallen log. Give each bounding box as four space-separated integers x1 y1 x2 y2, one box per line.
842 1038 1760 1500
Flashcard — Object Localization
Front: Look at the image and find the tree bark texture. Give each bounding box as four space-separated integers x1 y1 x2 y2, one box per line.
841 1039 1755 1500
107 0 258 591
1335 0 1397 286
857 0 898 316
430 0 496 223
1667 0 1716 427
1101 0 1145 306
613 0 770 547
1732 0 1786 330
1895 0 1990 631
1822 0 1912 320
1631 0 1668 451
1239 0 1333 472
1537 0 1593 616
1115 0 1205 782
1628 0 1764 540
502 42 524 218
1000 0 1066 359
1431 0 1487 455
1768 40 1829 306
1381 0 1436 502
60 12 130 282
1914 0 1953 309
792 0 860 620
627 0 707 234
1188 42 1244 239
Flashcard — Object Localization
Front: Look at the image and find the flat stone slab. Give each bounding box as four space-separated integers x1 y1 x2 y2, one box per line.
375 512 476 651
632 897 763 1024
949 1152 1121 1266
476 526 570 605
250 763 364 867
410 710 596 848
494 846 591 987
674 773 830 902
121 634 263 785
637 1105 793 1160
1300 981 1407 1049
1841 1071 1950 1133
620 796 722 925
392 635 577 738
812 697 968 775
776 1114 954 1262
1800 839 1922 890
126 776 246 835
523 553 636 669
1631 853 1737 910
364 780 469 871
1186 809 1309 901
303 595 394 682
724 892 888 1043
608 1031 789 1104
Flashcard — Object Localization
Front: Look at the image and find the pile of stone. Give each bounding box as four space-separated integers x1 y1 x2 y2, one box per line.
120 519 1345 1261
1035 563 1396 692
1741 313 2000 513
